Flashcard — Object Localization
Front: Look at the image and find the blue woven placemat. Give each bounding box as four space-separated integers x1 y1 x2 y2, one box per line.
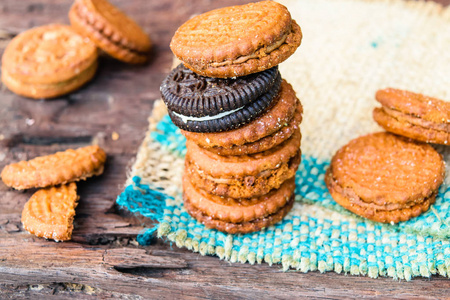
117 0 450 280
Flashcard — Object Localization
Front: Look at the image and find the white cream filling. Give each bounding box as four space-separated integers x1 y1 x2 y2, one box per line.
173 106 245 123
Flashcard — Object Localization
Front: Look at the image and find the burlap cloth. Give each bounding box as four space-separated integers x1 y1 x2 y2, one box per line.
117 0 450 280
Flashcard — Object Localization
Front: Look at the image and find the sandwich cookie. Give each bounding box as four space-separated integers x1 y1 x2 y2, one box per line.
185 130 301 199
181 80 302 155
184 191 295 234
1 24 97 99
183 175 295 224
170 1 302 78
165 66 282 132
69 0 151 64
21 183 79 241
374 88 450 145
325 132 445 224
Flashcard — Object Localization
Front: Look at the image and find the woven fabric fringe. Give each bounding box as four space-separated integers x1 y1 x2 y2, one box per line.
117 0 450 280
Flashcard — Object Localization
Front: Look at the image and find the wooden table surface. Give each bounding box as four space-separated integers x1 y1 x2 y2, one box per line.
1 0 450 299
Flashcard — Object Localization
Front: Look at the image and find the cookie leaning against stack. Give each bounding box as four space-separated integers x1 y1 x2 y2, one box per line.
161 1 303 234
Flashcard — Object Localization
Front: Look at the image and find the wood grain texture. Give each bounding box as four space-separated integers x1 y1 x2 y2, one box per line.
1 0 450 298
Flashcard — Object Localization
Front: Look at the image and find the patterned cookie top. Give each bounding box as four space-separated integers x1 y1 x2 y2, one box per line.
21 183 79 241
1 24 97 84
1 145 106 190
170 1 294 67
376 88 450 124
329 132 445 206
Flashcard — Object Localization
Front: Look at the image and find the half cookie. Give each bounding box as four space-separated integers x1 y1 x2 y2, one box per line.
186 130 301 199
1 24 98 99
69 0 151 64
325 132 445 224
163 65 282 133
21 183 79 241
374 88 450 145
170 1 302 78
181 80 302 155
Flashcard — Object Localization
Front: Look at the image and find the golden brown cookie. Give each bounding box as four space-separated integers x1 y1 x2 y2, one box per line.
185 130 301 199
1 145 106 190
1 24 98 99
170 1 302 78
21 183 79 241
69 0 151 64
181 80 303 155
325 132 445 224
374 88 450 145
184 193 295 234
184 175 295 223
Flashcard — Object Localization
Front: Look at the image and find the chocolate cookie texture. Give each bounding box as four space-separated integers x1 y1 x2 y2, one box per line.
374 88 450 145
69 0 151 64
161 64 280 117
325 132 445 223
1 24 98 99
170 1 302 78
168 71 282 132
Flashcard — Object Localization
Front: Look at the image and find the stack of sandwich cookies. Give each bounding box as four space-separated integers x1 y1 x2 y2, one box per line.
161 1 302 234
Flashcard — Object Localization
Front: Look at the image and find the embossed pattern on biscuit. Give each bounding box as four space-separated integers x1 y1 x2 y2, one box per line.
170 1 302 77
1 24 97 85
1 145 106 190
326 132 445 223
21 183 79 241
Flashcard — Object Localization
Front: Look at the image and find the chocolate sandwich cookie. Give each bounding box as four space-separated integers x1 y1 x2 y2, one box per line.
185 130 301 199
373 88 450 145
181 80 302 155
170 1 302 78
161 64 280 117
184 192 295 234
1 24 98 99
168 70 282 132
184 175 295 224
325 132 445 224
69 0 151 64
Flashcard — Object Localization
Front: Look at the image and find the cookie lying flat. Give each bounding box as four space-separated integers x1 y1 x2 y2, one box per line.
325 132 445 224
184 192 295 234
69 0 151 64
184 175 295 223
182 80 302 155
170 1 302 78
1 145 106 190
374 88 450 145
1 24 97 99
22 183 79 241
186 130 301 199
